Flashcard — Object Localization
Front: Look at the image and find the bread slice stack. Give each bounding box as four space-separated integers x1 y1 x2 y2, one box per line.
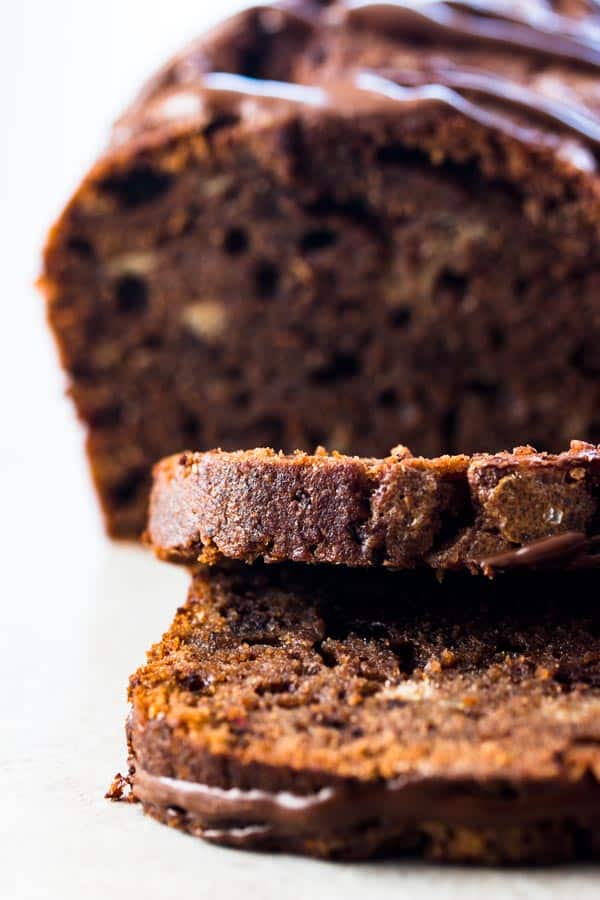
117 445 600 864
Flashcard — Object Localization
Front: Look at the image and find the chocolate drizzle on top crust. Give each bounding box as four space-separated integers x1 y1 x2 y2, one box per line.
115 1 600 161
200 72 327 108
344 1 600 68
376 64 600 151
154 67 600 163
354 70 600 155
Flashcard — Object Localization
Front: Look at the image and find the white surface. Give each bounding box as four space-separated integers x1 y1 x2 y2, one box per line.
0 2 598 897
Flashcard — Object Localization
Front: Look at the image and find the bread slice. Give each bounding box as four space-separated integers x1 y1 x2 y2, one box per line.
126 562 600 862
42 2 600 537
147 443 600 574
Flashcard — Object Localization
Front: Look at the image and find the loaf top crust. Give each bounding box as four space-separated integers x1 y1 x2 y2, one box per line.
147 441 600 573
99 1 600 218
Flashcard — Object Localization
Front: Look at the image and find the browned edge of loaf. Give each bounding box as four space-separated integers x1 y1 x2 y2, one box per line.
146 440 600 573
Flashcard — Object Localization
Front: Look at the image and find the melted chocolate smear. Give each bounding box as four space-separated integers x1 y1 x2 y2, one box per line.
354 70 600 158
192 69 600 164
378 63 600 150
128 2 600 166
131 765 600 839
479 531 600 575
344 1 600 69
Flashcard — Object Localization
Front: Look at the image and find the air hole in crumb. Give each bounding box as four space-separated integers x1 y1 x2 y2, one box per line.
71 362 94 379
386 698 408 710
307 428 327 448
392 641 417 676
310 353 361 384
349 523 365 547
180 414 201 442
223 227 249 255
179 674 207 692
233 390 251 409
466 379 499 400
68 236 95 259
570 340 600 378
143 335 162 351
255 261 280 298
89 406 122 428
321 715 345 729
116 275 149 314
315 641 338 668
515 278 528 296
429 497 475 556
496 783 519 801
255 681 292 697
111 471 147 505
378 388 398 409
588 420 600 444
495 637 523 656
100 166 173 208
555 660 600 690
300 228 337 253
437 269 468 299
489 326 506 351
203 114 240 138
441 409 458 453
388 307 412 328
303 194 374 227
527 438 546 454
376 144 418 165
254 415 285 448
243 636 282 648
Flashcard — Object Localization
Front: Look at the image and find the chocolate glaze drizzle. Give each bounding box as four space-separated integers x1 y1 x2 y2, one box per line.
201 71 327 107
480 530 600 575
379 64 600 148
344 1 600 68
354 70 600 153
117 1 600 167
132 764 600 845
168 68 600 163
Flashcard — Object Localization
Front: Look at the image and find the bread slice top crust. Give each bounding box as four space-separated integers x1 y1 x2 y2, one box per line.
147 442 600 574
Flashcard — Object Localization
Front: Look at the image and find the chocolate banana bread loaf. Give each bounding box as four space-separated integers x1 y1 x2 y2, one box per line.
42 1 600 536
147 442 600 574
125 562 600 862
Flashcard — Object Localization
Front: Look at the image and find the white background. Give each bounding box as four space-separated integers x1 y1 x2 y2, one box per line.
0 2 598 897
